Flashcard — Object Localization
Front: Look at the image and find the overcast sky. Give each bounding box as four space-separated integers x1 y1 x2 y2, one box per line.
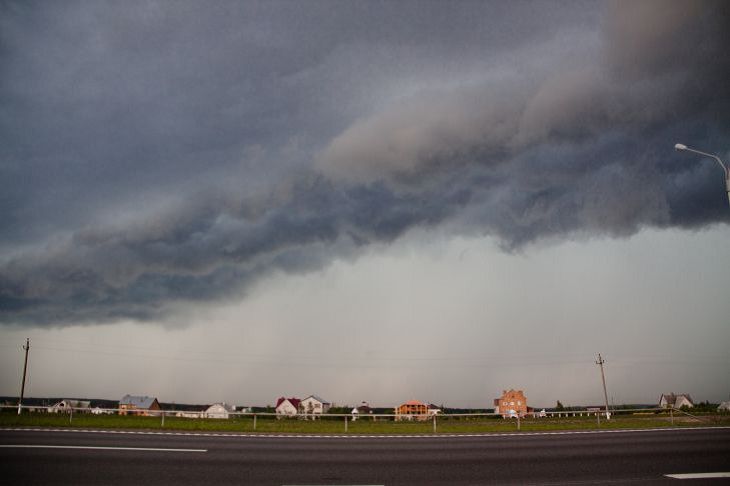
1 0 729 409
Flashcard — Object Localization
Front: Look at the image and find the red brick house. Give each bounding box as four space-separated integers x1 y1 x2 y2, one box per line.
494 389 528 418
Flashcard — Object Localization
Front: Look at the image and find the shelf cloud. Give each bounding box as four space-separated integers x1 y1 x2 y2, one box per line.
1 0 728 326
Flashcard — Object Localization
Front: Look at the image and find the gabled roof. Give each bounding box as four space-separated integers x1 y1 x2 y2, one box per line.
205 402 234 412
51 399 91 409
659 393 693 406
276 397 301 409
303 395 330 404
120 395 158 409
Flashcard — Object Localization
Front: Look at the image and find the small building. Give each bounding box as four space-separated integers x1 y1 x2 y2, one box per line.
395 400 429 421
119 395 161 416
427 404 442 416
48 399 91 414
351 402 373 420
494 389 528 418
275 397 301 416
659 393 694 409
205 402 234 419
717 401 730 412
91 406 114 415
300 395 331 417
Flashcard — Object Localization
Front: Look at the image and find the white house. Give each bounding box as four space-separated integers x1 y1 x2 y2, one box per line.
427 404 442 416
48 399 91 414
717 401 730 412
300 395 331 417
275 397 301 416
659 393 694 409
205 402 234 419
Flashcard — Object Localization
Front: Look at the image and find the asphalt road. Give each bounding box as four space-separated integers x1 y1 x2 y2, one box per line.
1 427 729 485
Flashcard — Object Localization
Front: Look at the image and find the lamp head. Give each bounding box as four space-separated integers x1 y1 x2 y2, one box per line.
674 143 687 151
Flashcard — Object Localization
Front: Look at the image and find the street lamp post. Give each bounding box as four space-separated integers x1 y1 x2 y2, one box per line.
674 143 730 206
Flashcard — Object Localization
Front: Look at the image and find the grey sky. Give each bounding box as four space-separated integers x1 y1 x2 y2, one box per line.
1 0 728 407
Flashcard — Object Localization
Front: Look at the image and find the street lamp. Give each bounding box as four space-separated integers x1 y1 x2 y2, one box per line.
674 143 730 206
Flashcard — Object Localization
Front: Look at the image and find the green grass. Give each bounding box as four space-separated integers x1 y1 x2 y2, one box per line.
1 411 728 435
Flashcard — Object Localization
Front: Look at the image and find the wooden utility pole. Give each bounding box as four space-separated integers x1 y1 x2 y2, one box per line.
17 338 30 415
596 353 610 420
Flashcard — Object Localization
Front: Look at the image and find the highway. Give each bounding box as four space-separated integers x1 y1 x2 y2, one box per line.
1 427 729 485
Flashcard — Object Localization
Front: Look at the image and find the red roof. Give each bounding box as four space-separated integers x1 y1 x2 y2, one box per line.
276 397 301 409
403 400 425 406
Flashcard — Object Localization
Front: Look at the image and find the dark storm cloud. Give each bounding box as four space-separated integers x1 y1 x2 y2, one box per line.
1 0 728 326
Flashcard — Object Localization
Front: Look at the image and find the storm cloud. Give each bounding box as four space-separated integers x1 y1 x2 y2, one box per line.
1 0 728 326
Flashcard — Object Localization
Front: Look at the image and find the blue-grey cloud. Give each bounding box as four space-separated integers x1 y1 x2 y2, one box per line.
0 0 728 326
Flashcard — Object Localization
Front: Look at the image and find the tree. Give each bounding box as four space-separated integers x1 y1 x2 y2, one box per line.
556 400 565 411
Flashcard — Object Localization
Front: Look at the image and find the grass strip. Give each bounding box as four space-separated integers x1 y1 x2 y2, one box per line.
1 412 728 435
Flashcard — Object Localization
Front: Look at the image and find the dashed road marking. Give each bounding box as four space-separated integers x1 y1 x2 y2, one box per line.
665 472 730 479
1 425 728 440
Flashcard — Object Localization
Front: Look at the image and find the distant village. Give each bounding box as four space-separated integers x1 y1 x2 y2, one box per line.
6 389 728 419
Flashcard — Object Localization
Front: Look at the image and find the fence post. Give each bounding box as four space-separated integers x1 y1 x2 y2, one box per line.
70 407 73 425
433 414 437 433
345 415 348 433
596 411 600 428
517 414 520 431
161 410 165 428
670 407 674 426
253 414 257 431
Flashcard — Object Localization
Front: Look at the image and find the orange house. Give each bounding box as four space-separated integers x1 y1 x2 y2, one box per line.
494 389 527 418
395 400 429 421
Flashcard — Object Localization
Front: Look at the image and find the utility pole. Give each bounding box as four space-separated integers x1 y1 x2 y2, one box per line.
596 353 610 420
17 338 30 415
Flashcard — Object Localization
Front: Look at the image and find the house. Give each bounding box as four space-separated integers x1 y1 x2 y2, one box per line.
300 395 331 417
395 400 429 421
351 402 373 420
119 395 161 416
494 389 528 418
427 404 442 416
659 393 694 409
48 399 91 414
204 402 234 419
717 401 730 412
275 397 301 416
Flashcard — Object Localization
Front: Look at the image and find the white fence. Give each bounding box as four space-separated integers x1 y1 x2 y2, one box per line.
2 404 717 432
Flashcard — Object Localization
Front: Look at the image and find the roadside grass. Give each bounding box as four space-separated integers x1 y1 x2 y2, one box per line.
1 411 728 435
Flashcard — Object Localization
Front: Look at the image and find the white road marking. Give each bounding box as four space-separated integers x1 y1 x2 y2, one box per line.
0 444 206 452
665 472 730 479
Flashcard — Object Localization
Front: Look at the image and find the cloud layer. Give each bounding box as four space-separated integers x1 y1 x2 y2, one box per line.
1 0 728 326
